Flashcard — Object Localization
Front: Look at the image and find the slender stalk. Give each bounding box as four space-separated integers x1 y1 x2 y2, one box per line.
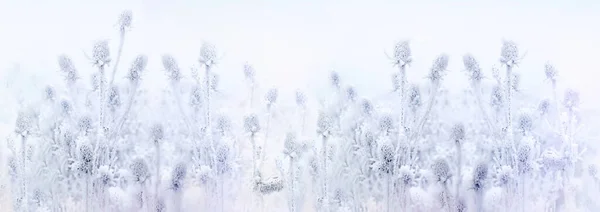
322 135 329 211
155 142 161 205
20 135 27 212
289 157 296 212
386 174 391 212
109 32 125 86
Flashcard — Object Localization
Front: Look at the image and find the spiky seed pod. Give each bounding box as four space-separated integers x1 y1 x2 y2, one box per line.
258 176 284 194
127 55 147 83
316 112 334 137
563 89 580 110
378 114 395 133
364 131 375 147
92 40 111 67
330 71 341 88
500 40 519 66
130 158 150 184
216 115 231 134
283 132 298 157
162 55 181 82
428 54 449 83
517 145 532 174
295 91 306 108
451 123 466 142
398 166 414 186
107 86 121 109
490 85 504 110
97 166 112 187
472 162 488 191
189 85 203 108
79 144 94 175
517 112 533 134
393 41 412 66
244 114 261 134
58 55 78 83
538 99 550 115
463 54 483 83
60 99 72 116
265 88 278 108
63 131 75 149
78 116 93 133
346 86 357 102
15 110 35 136
171 162 187 191
150 123 164 143
545 63 557 83
243 63 255 81
407 84 421 110
379 143 395 174
44 86 55 101
216 145 230 175
432 158 451 183
118 10 132 32
199 42 217 66
360 99 373 116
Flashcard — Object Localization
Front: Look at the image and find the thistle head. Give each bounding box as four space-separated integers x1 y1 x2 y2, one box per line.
244 113 261 134
329 71 341 89
398 165 414 186
216 114 232 134
544 63 557 83
472 162 488 191
15 109 36 136
78 115 93 134
517 112 533 134
79 144 94 175
127 55 147 83
428 54 449 83
563 89 580 110
295 90 306 108
130 158 150 184
345 86 357 102
189 85 203 108
44 85 55 101
265 88 278 108
490 85 504 110
118 10 132 33
199 42 217 67
107 86 121 110
360 99 373 116
431 158 451 183
58 55 78 84
393 41 412 66
150 123 164 143
92 40 111 68
216 145 230 175
500 40 520 66
243 63 255 82
538 99 550 116
171 162 187 191
162 55 181 82
463 54 483 83
379 143 395 174
451 123 466 142
407 84 421 110
59 99 72 116
317 111 334 137
283 132 298 157
378 113 395 133
517 144 532 174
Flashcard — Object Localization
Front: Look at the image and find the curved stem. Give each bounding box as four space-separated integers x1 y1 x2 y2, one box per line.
412 83 440 140
109 32 126 86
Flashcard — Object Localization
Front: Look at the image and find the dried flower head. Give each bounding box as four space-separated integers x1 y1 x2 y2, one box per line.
265 88 278 108
216 115 232 133
216 145 230 175
378 114 395 133
60 99 72 116
500 40 519 66
407 84 421 110
92 40 111 67
317 111 334 137
15 110 36 136
472 162 488 191
451 123 466 142
44 86 55 101
517 144 532 174
295 90 306 108
58 55 78 83
463 54 483 83
151 123 164 142
563 89 580 109
379 143 395 174
78 115 93 133
79 144 94 175
171 162 187 191
538 99 550 115
127 55 147 83
428 54 449 83
432 158 451 183
345 86 357 102
283 132 298 157
360 99 373 116
517 112 533 134
244 113 261 134
544 63 557 83
107 86 121 109
130 158 150 184
393 41 412 66
162 55 181 82
199 42 217 67
118 10 133 32
330 71 341 88
490 85 504 110
244 63 255 81
189 85 203 108
398 166 414 186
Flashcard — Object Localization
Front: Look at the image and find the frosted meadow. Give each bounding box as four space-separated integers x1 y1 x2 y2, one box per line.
1 2 600 212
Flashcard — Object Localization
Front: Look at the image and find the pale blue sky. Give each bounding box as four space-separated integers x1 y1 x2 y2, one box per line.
1 0 599 108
